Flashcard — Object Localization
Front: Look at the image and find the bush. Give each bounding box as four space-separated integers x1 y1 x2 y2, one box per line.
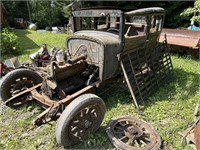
1 28 19 55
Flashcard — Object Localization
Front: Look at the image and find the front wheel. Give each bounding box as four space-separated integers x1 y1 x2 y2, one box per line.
55 93 106 147
0 68 42 103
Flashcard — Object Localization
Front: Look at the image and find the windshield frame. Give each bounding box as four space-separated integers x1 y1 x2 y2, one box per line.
72 9 124 42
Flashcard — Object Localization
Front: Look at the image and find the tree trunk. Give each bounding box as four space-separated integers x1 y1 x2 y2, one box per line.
48 1 52 31
26 1 32 22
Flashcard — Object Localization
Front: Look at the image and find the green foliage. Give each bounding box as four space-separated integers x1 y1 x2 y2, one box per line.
53 1 72 20
180 0 200 23
81 1 194 28
28 1 71 29
2 1 30 27
1 28 19 56
83 133 108 148
2 1 195 29
2 1 71 29
29 1 50 29
62 6 72 19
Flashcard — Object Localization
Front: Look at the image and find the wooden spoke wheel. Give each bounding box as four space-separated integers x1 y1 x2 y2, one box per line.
106 116 161 150
0 68 42 106
55 93 106 147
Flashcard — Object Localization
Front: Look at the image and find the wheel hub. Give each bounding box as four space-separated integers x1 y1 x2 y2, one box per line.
79 114 92 129
84 119 92 128
124 124 143 139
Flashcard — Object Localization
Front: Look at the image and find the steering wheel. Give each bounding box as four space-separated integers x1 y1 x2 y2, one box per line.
107 28 119 33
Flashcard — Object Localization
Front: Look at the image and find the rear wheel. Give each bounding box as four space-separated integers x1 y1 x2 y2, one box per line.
55 93 106 147
0 68 42 103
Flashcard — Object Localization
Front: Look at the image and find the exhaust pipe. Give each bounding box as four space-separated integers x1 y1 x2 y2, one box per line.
68 54 87 64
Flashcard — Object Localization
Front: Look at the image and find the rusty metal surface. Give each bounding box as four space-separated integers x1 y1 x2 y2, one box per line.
120 42 174 108
68 54 86 64
195 122 200 150
31 89 56 107
106 116 161 150
179 121 200 150
33 84 95 125
5 83 42 107
67 33 121 81
179 104 200 149
159 28 200 48
124 10 164 51
179 127 196 149
124 35 147 52
48 61 87 81
0 61 13 76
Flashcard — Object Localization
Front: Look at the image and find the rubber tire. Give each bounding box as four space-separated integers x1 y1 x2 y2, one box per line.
0 68 42 102
55 93 106 148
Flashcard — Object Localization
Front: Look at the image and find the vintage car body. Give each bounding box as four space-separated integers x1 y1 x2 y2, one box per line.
67 31 121 80
0 7 174 149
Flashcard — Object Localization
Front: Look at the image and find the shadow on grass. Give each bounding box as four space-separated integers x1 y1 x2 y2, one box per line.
14 29 39 55
142 67 199 109
97 84 133 110
98 67 199 112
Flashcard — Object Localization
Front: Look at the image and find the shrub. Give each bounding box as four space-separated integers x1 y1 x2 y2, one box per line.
1 28 19 55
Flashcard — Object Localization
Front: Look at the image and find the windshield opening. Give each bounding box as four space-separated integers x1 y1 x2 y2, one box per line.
72 10 122 36
74 16 120 34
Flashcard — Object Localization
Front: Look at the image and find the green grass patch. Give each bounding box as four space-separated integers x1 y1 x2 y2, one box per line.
2 29 68 61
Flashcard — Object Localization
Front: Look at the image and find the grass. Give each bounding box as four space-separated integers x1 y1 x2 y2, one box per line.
0 29 200 150
2 29 68 61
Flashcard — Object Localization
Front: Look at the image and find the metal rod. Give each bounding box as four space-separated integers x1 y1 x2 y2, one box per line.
120 59 139 110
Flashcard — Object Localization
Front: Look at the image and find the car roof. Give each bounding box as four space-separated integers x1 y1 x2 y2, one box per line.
73 6 165 15
125 7 165 16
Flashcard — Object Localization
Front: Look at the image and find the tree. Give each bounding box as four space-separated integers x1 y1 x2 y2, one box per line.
180 0 200 26
3 1 29 27
3 1 71 29
2 1 195 29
